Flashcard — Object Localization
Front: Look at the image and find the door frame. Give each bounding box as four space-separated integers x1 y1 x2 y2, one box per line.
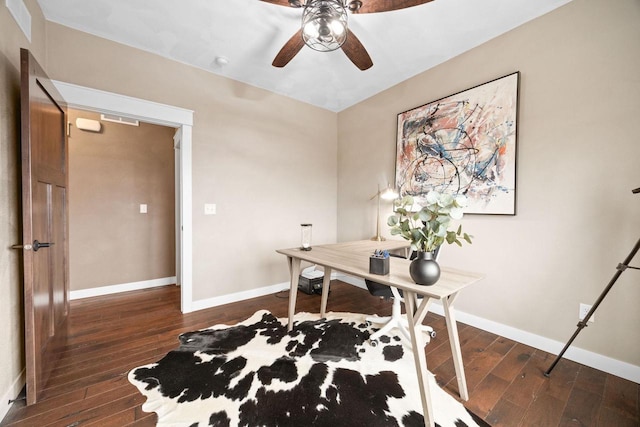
52 80 195 313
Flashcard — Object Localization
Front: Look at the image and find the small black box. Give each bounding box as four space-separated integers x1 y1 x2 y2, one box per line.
298 275 324 295
369 256 390 275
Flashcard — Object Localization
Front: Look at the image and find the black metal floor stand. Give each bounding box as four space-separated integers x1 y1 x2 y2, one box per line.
544 236 640 377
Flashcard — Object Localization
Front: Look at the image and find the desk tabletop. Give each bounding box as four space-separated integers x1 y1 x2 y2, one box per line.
277 240 484 300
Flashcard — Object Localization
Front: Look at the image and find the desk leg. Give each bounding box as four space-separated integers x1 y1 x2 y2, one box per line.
320 267 332 318
443 292 469 400
287 257 302 332
404 291 434 427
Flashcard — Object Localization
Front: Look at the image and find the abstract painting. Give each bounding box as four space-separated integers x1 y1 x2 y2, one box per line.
395 72 519 215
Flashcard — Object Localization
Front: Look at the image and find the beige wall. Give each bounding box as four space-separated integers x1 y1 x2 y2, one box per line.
338 0 640 366
0 0 48 414
68 109 176 291
44 22 338 301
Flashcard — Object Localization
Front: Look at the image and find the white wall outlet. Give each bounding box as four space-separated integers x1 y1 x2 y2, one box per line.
139 204 148 214
204 203 216 215
579 303 594 322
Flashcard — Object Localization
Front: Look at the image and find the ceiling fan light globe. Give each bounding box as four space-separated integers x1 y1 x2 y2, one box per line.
303 22 320 39
330 19 345 36
301 0 348 52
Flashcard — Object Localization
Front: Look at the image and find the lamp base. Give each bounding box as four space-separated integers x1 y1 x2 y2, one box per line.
371 235 386 242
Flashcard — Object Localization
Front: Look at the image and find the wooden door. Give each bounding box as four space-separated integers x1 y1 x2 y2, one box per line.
19 48 69 405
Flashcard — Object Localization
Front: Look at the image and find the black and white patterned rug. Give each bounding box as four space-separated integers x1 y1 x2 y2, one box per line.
128 310 489 427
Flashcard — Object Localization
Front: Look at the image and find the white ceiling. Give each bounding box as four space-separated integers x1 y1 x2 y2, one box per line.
37 0 571 112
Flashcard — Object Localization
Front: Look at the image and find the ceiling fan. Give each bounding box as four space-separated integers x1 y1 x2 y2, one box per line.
261 0 435 70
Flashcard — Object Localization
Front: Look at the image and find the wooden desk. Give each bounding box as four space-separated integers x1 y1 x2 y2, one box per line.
276 240 484 427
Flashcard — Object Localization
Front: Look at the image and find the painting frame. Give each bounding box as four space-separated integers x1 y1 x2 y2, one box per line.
395 72 519 215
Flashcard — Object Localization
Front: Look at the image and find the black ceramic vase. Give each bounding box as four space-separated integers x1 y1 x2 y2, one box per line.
409 251 441 286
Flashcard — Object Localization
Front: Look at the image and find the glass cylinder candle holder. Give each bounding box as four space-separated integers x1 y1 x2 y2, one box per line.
301 223 312 251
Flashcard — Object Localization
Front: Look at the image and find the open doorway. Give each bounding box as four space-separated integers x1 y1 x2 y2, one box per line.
67 109 177 298
53 80 194 312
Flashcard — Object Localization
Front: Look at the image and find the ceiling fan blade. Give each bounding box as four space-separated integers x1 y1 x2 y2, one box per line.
341 29 373 70
354 0 434 14
272 29 306 68
259 0 296 7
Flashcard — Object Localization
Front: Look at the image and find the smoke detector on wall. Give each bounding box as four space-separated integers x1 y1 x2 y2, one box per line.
100 114 140 126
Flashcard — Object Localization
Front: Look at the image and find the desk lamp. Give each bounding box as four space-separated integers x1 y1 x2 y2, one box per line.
371 184 399 241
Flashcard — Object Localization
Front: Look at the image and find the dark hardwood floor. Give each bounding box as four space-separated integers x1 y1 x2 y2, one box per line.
2 282 638 426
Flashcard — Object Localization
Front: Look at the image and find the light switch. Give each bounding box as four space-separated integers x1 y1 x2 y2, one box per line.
140 204 148 214
204 203 216 215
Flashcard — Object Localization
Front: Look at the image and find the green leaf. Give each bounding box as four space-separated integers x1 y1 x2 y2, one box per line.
445 231 456 244
438 214 451 225
418 209 431 222
439 193 454 206
402 195 414 206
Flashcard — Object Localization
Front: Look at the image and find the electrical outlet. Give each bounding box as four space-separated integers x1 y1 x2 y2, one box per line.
204 203 216 215
579 303 594 322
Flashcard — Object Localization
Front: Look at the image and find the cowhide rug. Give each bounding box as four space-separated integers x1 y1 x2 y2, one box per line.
128 310 489 427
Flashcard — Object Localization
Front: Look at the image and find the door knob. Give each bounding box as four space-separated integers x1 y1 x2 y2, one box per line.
11 241 54 251
32 240 53 252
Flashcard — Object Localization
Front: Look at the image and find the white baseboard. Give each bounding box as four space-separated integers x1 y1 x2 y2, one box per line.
190 266 330 312
334 274 640 383
69 277 177 300
1 369 25 423
428 302 640 383
191 282 291 312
